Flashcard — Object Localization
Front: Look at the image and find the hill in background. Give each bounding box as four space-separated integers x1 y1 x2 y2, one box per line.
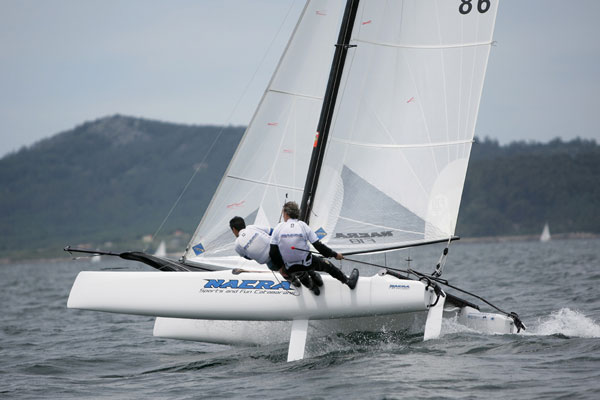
457 137 600 237
0 115 243 259
1 115 598 260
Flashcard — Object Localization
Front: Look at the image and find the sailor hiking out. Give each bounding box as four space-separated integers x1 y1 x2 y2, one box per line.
269 201 359 296
229 216 278 271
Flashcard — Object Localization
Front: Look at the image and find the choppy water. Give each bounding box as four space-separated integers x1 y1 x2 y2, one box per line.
1 238 599 399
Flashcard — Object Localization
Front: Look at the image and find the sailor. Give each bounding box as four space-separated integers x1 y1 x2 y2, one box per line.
229 216 278 272
269 201 359 296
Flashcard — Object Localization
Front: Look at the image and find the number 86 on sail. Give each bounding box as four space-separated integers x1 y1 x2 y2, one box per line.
459 0 491 14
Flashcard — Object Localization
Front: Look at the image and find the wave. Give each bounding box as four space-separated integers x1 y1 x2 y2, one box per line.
438 308 600 339
440 316 479 336
527 308 600 338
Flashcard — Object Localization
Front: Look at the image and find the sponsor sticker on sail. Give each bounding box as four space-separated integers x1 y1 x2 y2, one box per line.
315 227 327 239
192 243 205 255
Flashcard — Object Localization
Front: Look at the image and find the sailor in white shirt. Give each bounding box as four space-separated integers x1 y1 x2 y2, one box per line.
269 201 359 295
229 216 277 271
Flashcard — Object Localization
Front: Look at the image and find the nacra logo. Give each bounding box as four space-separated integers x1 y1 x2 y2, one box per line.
335 231 393 239
204 279 291 290
389 284 410 290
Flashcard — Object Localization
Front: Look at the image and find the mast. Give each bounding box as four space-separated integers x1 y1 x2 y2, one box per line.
299 0 360 223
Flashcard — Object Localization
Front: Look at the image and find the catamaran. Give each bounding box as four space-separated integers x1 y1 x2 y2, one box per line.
66 0 525 362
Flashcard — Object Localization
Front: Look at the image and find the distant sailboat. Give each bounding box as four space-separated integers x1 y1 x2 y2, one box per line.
540 223 551 242
154 241 167 257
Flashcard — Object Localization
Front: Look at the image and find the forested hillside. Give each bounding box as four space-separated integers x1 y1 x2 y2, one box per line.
0 116 243 259
1 115 598 260
457 137 600 237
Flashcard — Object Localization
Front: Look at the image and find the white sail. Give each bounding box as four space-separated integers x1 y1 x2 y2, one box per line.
310 0 499 254
184 1 344 267
154 240 167 257
540 222 551 242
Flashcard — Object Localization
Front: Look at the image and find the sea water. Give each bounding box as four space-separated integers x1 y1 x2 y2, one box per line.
1 238 599 399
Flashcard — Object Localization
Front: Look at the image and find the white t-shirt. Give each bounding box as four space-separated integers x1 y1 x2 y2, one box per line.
234 225 272 264
270 219 318 268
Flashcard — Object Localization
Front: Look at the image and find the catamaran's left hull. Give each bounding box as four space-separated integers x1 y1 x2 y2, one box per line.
67 270 430 321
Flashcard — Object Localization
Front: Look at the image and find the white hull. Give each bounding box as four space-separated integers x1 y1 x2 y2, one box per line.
456 306 518 334
67 269 517 360
67 270 430 321
152 305 517 346
153 312 428 345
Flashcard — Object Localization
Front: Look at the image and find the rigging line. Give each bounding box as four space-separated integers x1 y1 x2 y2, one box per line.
145 1 297 252
402 268 524 331
432 236 452 278
295 245 520 325
411 269 512 318
290 246 412 275
278 193 288 223
292 250 516 323
270 270 300 297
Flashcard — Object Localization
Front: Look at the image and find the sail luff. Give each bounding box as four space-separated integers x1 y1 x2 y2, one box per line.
299 0 361 223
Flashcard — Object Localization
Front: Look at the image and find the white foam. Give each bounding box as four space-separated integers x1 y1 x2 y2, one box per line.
440 314 479 336
528 308 600 338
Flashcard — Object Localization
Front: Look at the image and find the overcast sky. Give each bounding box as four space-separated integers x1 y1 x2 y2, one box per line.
1 0 599 158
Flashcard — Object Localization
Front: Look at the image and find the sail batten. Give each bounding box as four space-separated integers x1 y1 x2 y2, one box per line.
338 216 425 236
268 89 324 101
226 175 304 192
331 137 474 149
354 38 495 49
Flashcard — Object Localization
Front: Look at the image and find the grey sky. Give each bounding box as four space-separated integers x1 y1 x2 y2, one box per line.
1 0 599 158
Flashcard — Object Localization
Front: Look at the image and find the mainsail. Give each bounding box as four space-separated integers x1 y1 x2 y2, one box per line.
184 0 344 268
307 0 499 254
